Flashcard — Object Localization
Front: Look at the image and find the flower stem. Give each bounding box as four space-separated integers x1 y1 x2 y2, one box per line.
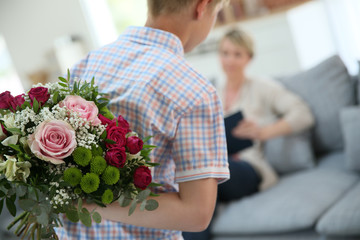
7 211 27 230
37 224 41 240
14 212 30 235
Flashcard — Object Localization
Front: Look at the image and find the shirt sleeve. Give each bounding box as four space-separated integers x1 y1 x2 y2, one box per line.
172 91 229 184
266 79 315 133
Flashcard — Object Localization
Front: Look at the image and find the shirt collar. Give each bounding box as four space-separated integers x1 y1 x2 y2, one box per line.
121 26 184 56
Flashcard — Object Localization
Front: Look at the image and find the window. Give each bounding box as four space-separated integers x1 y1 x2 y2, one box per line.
0 35 23 95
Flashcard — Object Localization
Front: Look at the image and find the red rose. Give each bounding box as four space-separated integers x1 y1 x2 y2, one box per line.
133 166 152 190
28 87 50 105
0 91 14 110
126 136 143 154
106 125 127 148
99 113 113 125
117 115 130 131
106 115 131 133
105 147 126 168
10 94 25 110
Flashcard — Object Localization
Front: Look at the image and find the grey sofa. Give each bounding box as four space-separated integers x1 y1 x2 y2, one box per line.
212 55 360 240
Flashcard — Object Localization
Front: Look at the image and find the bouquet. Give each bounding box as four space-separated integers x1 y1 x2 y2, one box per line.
0 71 159 239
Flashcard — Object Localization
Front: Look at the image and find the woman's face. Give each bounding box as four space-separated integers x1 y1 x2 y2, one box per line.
219 38 252 75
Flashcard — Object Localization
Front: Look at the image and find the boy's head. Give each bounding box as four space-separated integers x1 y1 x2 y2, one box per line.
147 0 225 17
146 0 227 52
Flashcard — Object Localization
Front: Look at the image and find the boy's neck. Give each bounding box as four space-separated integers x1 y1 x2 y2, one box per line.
145 15 193 52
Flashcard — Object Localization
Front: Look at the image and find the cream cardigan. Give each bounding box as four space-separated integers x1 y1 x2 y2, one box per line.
219 76 314 190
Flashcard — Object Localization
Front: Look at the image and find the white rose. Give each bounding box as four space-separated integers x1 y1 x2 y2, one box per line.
0 156 31 182
2 114 16 129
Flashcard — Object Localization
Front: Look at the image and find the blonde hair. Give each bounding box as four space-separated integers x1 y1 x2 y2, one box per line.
221 29 255 58
147 0 226 17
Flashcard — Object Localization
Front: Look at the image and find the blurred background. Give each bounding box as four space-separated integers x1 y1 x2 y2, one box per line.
0 0 359 95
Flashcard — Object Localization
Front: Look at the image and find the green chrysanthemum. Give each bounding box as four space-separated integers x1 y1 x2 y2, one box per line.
90 156 107 175
72 147 92 167
80 173 100 193
91 145 104 157
102 166 120 185
63 167 82 187
101 189 114 204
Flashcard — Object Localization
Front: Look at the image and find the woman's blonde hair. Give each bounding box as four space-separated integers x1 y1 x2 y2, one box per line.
221 28 255 58
147 0 226 17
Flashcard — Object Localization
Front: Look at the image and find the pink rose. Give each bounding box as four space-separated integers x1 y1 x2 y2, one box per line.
28 120 77 164
133 166 152 190
126 136 143 154
59 95 101 126
105 125 127 149
28 87 50 105
105 147 126 168
0 91 14 110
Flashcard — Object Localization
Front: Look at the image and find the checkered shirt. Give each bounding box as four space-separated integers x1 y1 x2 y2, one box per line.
55 26 229 240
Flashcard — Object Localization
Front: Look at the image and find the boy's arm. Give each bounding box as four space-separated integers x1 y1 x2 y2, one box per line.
90 178 218 232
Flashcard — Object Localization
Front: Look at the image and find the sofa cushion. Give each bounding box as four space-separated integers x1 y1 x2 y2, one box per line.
279 55 356 155
340 107 360 170
264 130 315 174
316 181 360 236
317 151 347 171
212 168 359 235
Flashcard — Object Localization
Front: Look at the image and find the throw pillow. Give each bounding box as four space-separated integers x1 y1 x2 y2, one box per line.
264 130 315 174
279 55 356 155
340 106 360 170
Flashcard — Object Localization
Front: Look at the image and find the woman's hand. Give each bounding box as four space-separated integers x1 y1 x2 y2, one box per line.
232 119 292 141
232 120 271 141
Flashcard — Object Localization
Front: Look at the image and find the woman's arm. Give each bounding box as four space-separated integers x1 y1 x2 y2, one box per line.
84 178 218 232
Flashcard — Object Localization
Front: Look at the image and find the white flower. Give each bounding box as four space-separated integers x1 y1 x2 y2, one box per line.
0 125 6 141
2 114 16 129
1 135 19 146
0 156 31 182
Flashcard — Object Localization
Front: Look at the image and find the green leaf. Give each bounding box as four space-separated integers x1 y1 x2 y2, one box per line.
145 199 159 211
65 208 79 223
100 130 107 140
136 189 151 202
67 69 71 82
104 139 116 144
128 199 137 216
0 199 4 215
92 211 102 223
58 77 68 83
58 82 68 88
77 198 83 212
21 101 31 110
6 197 16 216
36 206 49 226
148 182 162 187
80 82 90 91
33 98 39 113
79 210 92 227
6 128 22 135
18 199 36 211
52 91 59 104
140 200 147 211
118 194 131 207
142 136 152 143
0 191 5 198
8 144 21 152
97 102 108 109
16 185 27 197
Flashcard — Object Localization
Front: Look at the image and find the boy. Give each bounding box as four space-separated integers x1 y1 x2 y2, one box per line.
56 0 229 239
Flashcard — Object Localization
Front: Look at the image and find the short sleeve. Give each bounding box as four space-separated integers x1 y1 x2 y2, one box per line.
172 91 229 184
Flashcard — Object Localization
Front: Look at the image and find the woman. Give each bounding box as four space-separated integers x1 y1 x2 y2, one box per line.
183 28 314 240
218 28 314 199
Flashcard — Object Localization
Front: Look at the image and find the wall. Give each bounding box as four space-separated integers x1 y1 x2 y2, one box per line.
0 0 96 90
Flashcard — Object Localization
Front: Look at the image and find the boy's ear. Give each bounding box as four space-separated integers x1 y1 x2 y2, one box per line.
195 0 212 19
